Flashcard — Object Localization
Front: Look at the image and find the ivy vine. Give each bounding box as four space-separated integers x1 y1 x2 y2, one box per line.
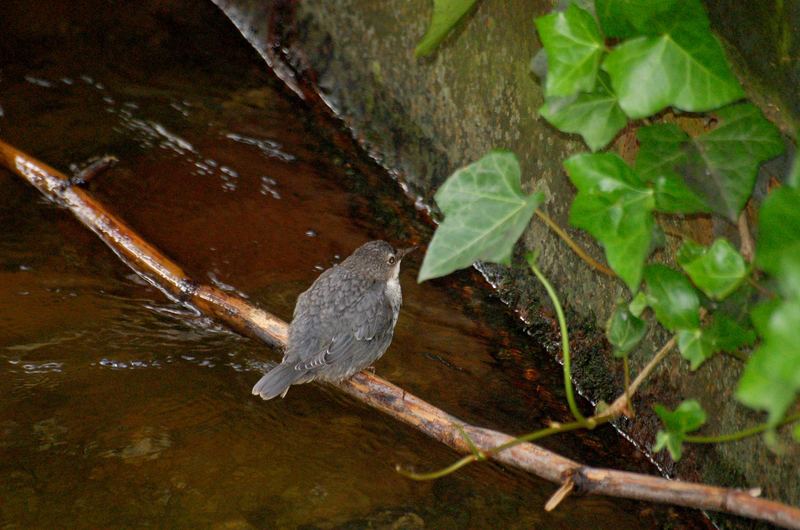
413 0 800 465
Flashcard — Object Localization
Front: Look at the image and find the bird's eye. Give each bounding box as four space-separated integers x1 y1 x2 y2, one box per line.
388 255 396 265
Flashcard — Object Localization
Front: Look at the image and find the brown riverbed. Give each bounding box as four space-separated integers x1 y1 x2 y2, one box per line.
0 2 713 528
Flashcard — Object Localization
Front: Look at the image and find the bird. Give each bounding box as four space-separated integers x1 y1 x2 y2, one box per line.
252 240 414 400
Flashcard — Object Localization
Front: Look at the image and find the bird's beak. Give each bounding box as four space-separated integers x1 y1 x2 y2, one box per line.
397 246 417 260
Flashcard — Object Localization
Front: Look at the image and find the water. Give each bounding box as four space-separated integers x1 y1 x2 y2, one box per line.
0 1 711 528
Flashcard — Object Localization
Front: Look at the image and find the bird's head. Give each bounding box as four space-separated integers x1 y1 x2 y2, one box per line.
343 240 415 282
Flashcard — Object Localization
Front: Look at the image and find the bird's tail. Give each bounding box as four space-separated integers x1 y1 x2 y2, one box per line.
252 363 302 400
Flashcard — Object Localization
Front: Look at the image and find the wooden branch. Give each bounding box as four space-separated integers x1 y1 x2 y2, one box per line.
2 138 799 529
71 155 118 185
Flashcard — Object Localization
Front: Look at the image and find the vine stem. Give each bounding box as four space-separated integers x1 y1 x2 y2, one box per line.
526 253 592 427
534 209 615 277
622 353 633 417
490 419 589 452
397 453 476 480
746 276 775 299
686 412 800 444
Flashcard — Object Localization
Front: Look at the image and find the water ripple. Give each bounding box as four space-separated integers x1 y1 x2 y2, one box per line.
225 132 295 162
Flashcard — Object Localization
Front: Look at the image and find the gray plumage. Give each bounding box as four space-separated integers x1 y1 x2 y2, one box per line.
252 240 412 400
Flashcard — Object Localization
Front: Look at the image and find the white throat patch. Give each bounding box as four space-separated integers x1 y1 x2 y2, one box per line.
385 262 402 307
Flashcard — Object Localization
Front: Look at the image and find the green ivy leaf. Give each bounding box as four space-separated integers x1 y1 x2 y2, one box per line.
649 224 666 254
636 124 689 179
539 73 627 151
595 0 665 38
676 239 704 263
418 151 543 282
683 104 784 220
644 264 700 331
677 239 748 300
534 3 605 97
737 298 800 426
602 12 743 118
750 299 781 336
560 0 596 13
653 400 707 461
636 106 783 220
794 423 800 443
678 314 755 370
415 0 480 57
565 153 655 291
651 174 710 214
636 124 709 214
595 0 705 38
677 329 711 371
756 187 800 298
707 313 756 353
628 290 650 317
607 304 646 357
789 152 800 189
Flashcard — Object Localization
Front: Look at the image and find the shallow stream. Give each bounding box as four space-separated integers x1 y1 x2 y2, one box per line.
0 2 711 528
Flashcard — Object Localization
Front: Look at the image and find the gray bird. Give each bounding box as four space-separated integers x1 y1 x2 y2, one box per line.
252 240 413 400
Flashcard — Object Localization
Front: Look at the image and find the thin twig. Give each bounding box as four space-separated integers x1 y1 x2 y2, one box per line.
534 209 615 277
601 336 677 420
3 139 800 528
71 155 118 185
545 478 575 511
738 211 755 263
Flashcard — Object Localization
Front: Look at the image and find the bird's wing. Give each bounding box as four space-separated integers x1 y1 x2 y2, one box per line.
352 282 394 340
293 265 339 320
294 281 394 371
